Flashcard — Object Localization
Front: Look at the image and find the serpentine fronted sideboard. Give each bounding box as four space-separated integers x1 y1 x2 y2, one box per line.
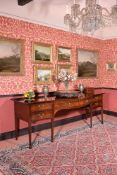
12 93 103 148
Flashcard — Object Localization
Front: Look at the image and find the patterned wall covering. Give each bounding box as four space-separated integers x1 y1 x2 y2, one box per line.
0 16 116 95
99 39 117 87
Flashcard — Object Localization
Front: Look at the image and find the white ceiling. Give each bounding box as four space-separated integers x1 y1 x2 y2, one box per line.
0 0 117 39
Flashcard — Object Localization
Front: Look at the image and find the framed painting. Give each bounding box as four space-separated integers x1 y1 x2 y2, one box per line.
33 43 52 63
106 62 116 71
34 66 53 84
77 49 98 78
58 47 71 62
0 38 23 75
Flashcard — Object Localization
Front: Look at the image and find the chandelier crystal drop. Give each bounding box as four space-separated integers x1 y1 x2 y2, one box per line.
64 0 117 35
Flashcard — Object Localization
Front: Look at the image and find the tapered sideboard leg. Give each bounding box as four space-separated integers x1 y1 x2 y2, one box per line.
51 118 54 142
28 120 32 149
90 105 93 128
101 106 104 124
15 117 19 140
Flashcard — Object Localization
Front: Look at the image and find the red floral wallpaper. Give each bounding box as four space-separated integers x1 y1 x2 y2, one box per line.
98 39 117 87
0 16 117 95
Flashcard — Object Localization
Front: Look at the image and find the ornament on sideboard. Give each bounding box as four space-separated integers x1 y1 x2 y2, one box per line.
24 90 35 102
78 84 84 93
42 85 49 98
33 84 38 99
58 70 77 92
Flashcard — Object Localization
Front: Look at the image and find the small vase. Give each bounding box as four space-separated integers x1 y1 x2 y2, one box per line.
64 81 69 92
42 85 49 98
28 98 32 102
25 97 32 103
33 85 38 99
79 84 84 93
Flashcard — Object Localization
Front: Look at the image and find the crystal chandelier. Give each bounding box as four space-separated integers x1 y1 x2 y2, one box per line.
64 0 117 35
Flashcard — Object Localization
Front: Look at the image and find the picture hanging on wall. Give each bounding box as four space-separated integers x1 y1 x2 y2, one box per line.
77 49 98 78
34 66 53 84
58 47 71 62
0 38 24 75
106 62 116 71
33 43 52 63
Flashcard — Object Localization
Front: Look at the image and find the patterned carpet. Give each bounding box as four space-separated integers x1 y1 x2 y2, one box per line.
1 121 117 175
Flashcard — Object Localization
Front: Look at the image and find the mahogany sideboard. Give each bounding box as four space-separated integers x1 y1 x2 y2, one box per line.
12 93 103 148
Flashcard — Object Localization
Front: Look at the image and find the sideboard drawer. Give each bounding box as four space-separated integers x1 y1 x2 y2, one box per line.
31 102 53 112
54 99 89 113
95 95 102 101
92 101 103 108
31 110 53 122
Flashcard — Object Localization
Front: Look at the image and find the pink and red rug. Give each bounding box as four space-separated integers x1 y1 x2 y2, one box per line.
0 121 117 175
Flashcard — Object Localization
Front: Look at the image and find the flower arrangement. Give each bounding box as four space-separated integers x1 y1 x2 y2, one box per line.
58 70 77 90
24 90 35 101
58 70 77 82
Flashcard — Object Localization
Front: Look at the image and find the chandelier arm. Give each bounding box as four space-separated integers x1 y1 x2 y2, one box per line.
102 8 111 17
80 8 87 15
70 16 82 27
75 18 82 27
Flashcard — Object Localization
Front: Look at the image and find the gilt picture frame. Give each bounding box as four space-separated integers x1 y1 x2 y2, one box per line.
33 43 52 63
58 47 71 62
77 49 98 78
34 66 53 84
106 62 116 71
0 38 24 75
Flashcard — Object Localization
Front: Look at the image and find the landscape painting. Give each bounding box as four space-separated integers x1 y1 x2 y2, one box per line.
58 47 71 62
33 43 52 63
78 49 98 78
34 66 52 84
0 39 23 75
